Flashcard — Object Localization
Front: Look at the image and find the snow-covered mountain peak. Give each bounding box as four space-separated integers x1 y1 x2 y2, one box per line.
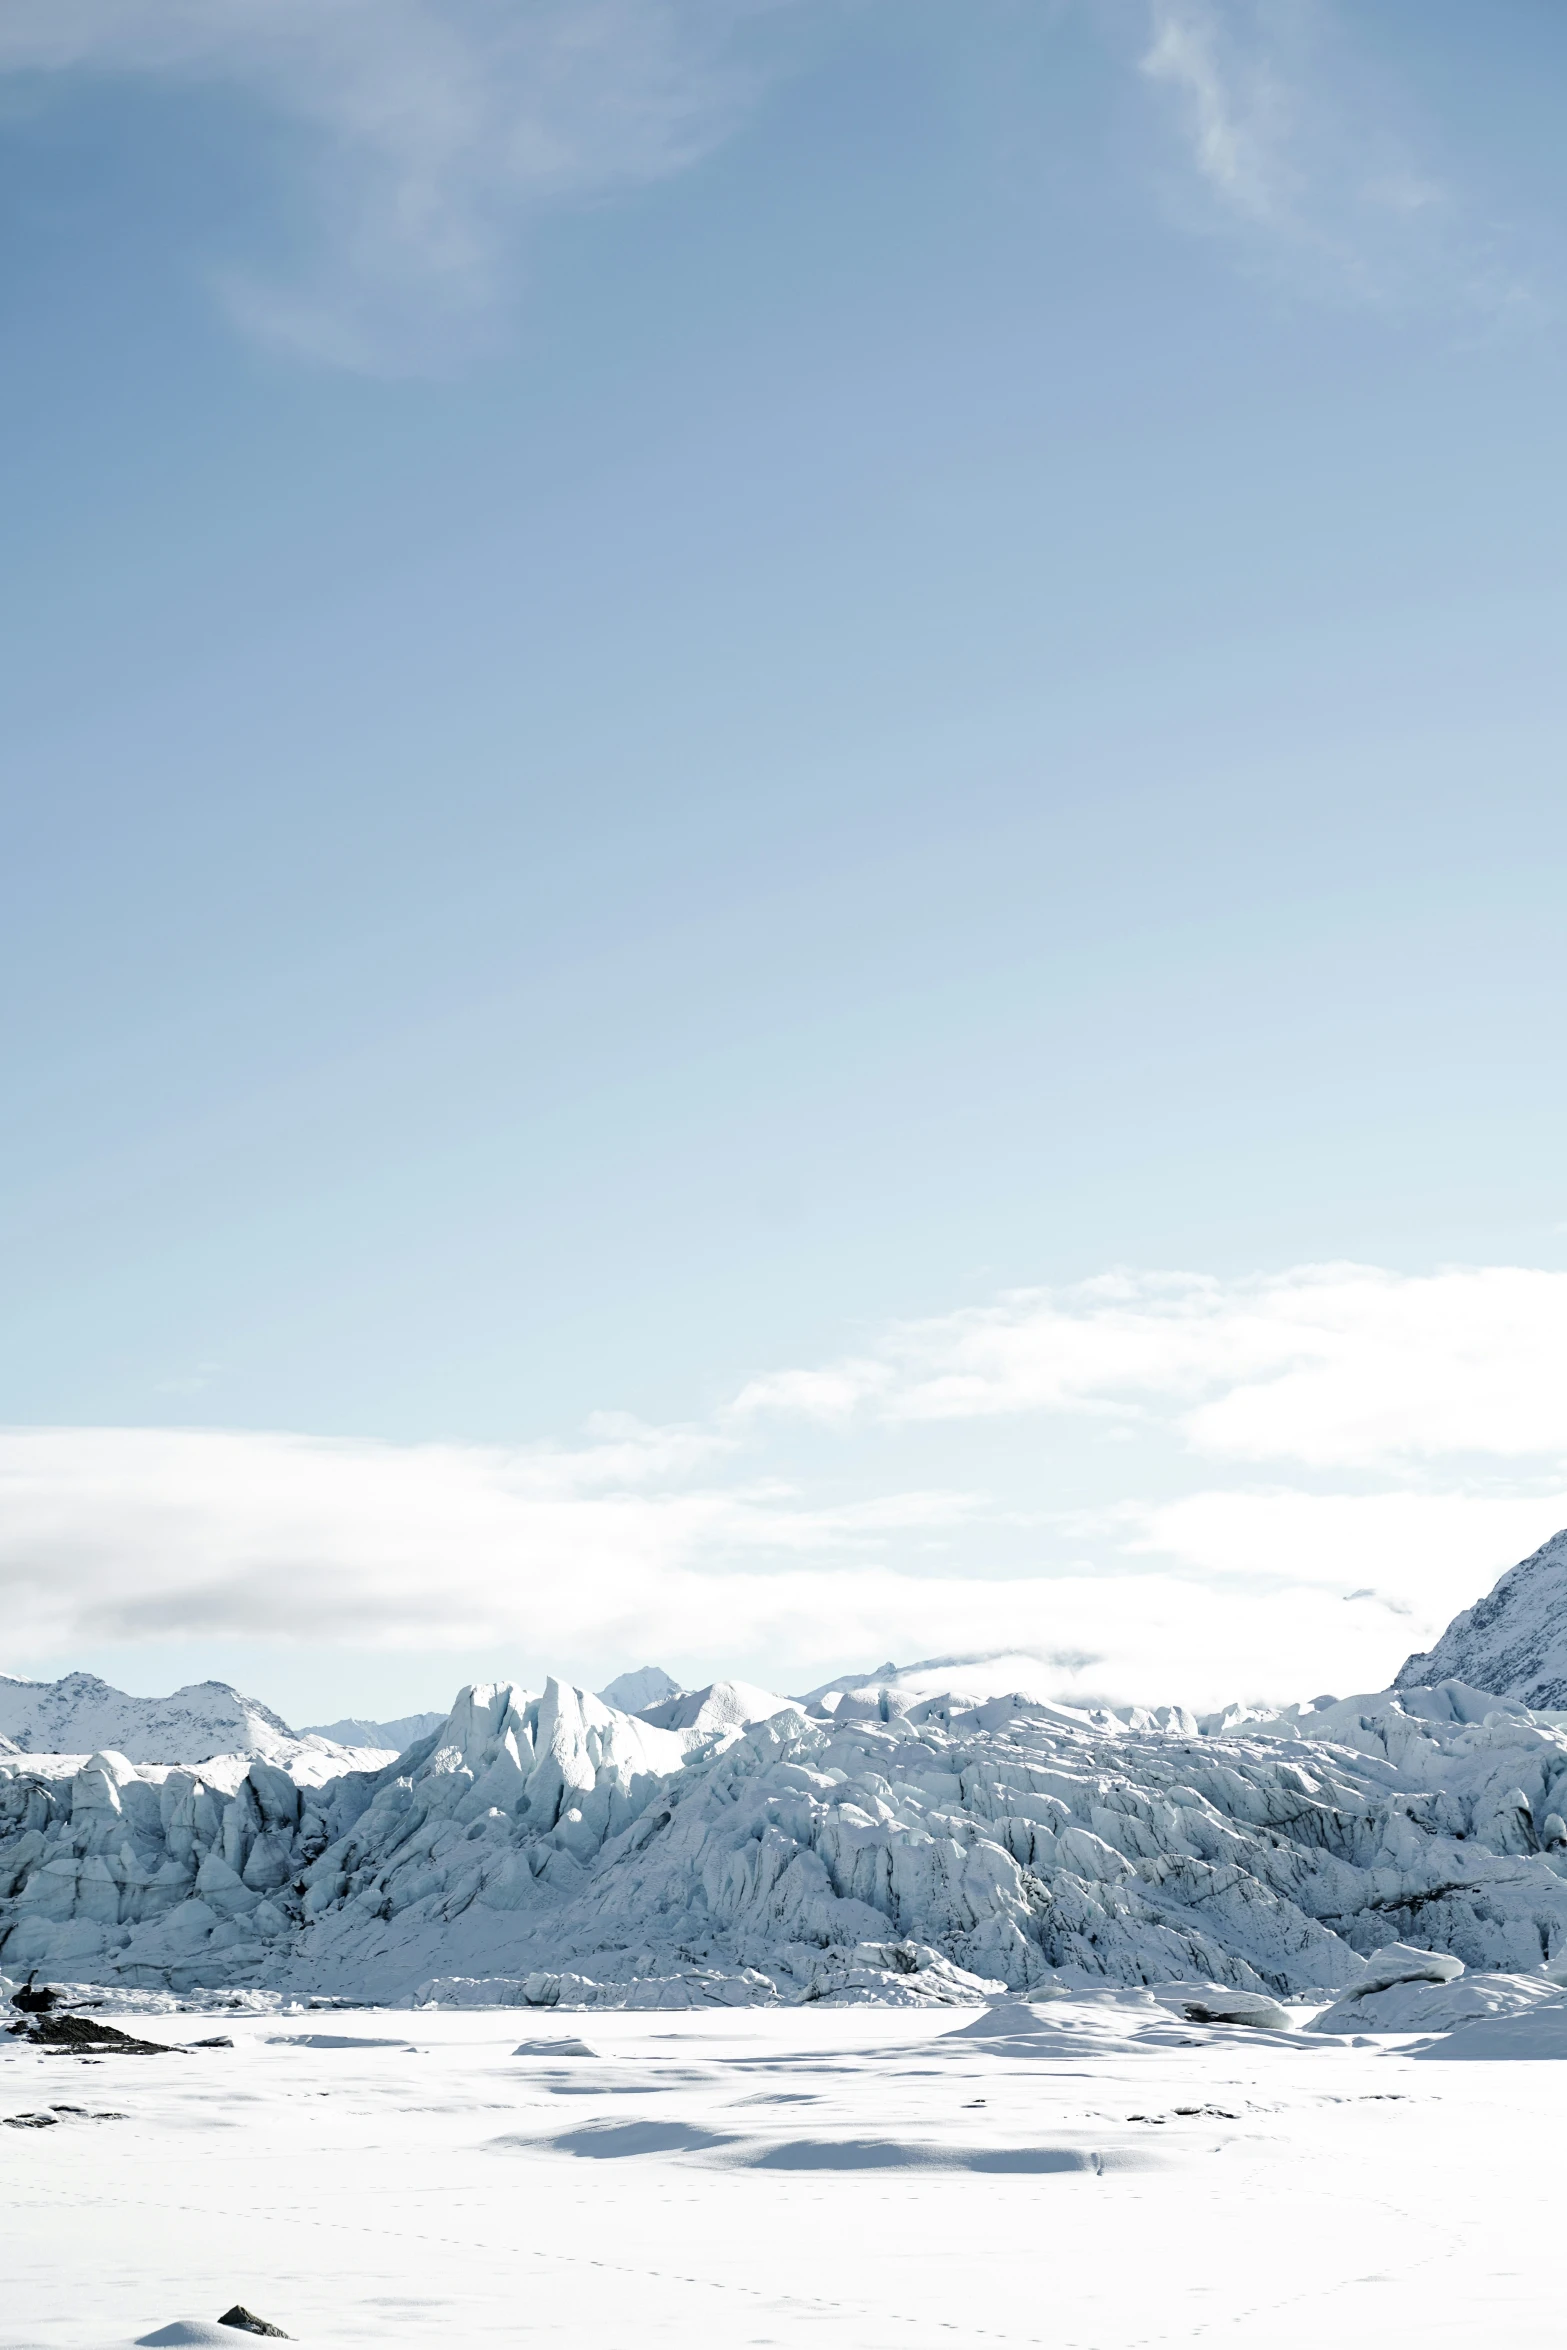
597 1665 682 1714
0 1669 387 1776
1396 1528 1567 1708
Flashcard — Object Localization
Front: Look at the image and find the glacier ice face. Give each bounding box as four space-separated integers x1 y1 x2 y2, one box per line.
11 1665 1567 2006
1396 1527 1567 1708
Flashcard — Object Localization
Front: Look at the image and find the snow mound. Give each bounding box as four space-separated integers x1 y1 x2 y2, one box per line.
1310 1970 1559 2034
136 2326 270 2347
1411 1997 1567 2059
1358 1941 1466 1993
1397 1527 1567 1708
950 1999 1074 2038
1148 1982 1292 2030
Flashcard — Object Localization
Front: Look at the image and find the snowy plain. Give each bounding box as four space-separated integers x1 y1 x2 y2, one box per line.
6 1994 1567 2350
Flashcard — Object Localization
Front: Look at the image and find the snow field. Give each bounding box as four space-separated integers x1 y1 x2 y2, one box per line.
4 1998 1567 2350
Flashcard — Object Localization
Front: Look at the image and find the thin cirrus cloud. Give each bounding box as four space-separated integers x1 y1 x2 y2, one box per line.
1140 0 1291 226
0 0 779 368
0 1 1529 368
4 1262 1566 1707
1135 0 1526 318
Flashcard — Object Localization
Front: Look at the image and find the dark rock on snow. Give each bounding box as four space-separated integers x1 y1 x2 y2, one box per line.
20 2013 171 2054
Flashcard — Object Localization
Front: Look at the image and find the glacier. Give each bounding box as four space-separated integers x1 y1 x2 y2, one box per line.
11 1528 1567 2013
9 1660 1567 2008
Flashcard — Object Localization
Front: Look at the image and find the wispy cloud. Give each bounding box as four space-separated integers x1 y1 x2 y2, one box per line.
1134 0 1529 319
732 1263 1567 1471
1141 0 1291 223
0 0 778 368
1 2 1542 363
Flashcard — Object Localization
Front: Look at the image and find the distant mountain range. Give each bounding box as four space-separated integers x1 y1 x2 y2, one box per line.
0 1672 392 1776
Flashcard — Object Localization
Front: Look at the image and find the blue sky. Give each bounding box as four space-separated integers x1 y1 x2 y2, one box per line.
3 1 1566 1724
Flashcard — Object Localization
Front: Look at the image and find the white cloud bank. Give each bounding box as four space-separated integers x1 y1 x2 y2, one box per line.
4 1262 1566 1709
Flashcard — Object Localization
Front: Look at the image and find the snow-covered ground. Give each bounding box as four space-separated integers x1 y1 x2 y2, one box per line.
6 1993 1567 2350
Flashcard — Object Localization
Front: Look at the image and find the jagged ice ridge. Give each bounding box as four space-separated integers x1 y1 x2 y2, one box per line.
9 1667 1567 2009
